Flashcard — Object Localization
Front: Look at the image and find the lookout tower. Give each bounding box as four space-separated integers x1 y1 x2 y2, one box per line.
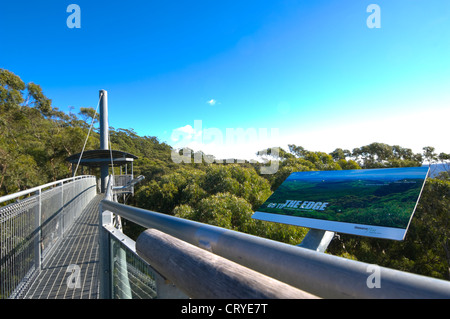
66 90 138 193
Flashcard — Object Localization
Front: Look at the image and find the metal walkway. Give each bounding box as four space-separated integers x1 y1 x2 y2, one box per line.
23 194 104 299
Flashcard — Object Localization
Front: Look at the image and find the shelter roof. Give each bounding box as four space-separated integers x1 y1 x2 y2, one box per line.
66 149 138 167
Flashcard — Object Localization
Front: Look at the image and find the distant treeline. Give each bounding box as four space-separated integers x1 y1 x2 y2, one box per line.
1 68 449 280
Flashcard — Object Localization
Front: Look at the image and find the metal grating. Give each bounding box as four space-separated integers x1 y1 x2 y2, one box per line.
22 194 103 299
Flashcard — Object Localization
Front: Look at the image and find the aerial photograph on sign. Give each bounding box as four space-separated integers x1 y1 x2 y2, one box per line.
253 167 429 240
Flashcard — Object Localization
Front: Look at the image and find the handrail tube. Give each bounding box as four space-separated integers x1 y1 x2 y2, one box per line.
101 199 450 299
112 175 145 190
0 175 95 204
136 228 318 299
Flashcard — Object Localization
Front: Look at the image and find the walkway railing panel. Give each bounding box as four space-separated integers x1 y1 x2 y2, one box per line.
0 175 97 299
99 175 163 299
0 195 37 299
108 225 158 299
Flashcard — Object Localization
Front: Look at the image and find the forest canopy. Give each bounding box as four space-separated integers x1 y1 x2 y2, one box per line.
1 68 449 280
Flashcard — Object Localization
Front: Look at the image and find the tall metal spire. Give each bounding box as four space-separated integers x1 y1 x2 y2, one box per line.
99 89 109 193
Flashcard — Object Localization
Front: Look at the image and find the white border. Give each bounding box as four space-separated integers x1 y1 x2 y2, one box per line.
252 211 406 240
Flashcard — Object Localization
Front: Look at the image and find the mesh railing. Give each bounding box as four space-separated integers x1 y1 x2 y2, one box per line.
0 176 97 299
110 231 157 299
0 195 37 299
99 175 175 299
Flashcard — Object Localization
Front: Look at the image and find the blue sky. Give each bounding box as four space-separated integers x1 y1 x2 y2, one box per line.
1 0 449 160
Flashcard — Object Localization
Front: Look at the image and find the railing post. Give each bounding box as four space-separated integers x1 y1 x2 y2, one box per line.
60 181 64 238
34 189 42 271
98 201 112 299
114 243 132 298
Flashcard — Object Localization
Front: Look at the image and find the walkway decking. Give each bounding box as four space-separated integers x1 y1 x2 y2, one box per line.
23 194 104 299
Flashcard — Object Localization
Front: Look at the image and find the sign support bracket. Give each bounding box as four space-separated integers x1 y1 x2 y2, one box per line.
298 229 335 253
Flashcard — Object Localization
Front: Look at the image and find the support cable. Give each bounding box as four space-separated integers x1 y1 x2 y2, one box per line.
73 92 102 177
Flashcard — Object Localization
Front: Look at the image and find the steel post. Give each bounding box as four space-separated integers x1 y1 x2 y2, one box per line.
99 89 109 193
34 189 42 271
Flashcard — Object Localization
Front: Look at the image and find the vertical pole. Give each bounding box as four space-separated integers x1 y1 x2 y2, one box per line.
99 201 112 299
60 182 64 238
34 189 42 271
131 162 134 195
99 90 109 193
116 244 132 298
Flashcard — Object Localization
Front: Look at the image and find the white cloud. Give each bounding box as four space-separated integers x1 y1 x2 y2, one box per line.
170 124 197 143
206 99 216 106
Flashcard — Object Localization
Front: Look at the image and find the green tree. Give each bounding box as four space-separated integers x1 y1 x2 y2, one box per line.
330 148 351 161
175 192 254 231
26 82 52 116
78 107 99 127
0 69 25 111
423 146 438 165
351 142 422 168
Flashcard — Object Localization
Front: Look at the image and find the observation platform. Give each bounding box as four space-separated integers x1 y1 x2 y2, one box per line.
23 194 104 299
66 149 138 174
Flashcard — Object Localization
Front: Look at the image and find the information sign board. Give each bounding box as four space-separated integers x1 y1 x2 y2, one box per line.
252 167 429 240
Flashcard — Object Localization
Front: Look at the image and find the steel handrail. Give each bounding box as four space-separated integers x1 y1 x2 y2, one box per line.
100 199 450 299
0 175 96 204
